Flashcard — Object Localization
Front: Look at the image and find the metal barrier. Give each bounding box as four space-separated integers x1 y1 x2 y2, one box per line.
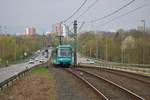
0 69 28 90
0 53 52 90
0 61 49 91
79 62 150 75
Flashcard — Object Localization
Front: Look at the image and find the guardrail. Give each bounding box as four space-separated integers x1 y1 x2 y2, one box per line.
79 62 150 75
0 61 49 91
98 63 150 74
0 51 51 91
88 57 150 68
0 68 29 90
86 58 150 74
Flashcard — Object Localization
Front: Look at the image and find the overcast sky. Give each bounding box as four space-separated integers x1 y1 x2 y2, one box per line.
0 0 150 34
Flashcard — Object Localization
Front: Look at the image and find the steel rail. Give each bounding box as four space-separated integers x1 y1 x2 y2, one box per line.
75 68 145 100
64 68 108 100
79 66 150 85
101 68 150 85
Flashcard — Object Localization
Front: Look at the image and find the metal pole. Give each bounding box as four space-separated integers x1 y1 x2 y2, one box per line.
91 22 98 59
121 49 125 63
105 39 108 65
60 36 62 45
93 23 98 59
95 33 98 59
56 35 63 45
73 20 77 67
90 46 91 57
0 26 2 34
14 37 16 62
142 20 146 32
141 20 145 64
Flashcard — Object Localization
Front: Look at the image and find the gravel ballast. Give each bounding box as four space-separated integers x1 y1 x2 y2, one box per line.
49 66 99 100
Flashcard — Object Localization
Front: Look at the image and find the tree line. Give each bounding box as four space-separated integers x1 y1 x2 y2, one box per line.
77 29 150 64
1 29 149 66
0 34 52 67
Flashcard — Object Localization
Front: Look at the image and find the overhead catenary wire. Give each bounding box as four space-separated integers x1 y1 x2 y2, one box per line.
99 2 150 27
62 0 88 23
76 0 99 19
67 0 135 32
86 0 136 23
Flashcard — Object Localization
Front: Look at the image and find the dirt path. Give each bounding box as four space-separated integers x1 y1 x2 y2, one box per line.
0 67 56 100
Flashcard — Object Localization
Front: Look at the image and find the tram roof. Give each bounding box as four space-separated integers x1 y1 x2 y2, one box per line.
56 45 72 48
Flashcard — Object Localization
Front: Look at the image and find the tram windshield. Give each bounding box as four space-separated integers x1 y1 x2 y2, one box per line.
58 48 72 57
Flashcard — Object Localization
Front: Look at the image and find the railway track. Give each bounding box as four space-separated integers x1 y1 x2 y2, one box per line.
64 68 108 100
77 67 150 99
101 68 150 84
65 68 145 100
79 66 150 85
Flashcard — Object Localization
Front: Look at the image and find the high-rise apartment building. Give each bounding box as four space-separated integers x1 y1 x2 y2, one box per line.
25 27 36 35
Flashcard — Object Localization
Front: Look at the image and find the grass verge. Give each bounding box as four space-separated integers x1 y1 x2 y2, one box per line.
0 66 56 100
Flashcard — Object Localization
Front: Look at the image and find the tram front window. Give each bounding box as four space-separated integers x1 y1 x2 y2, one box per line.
58 49 71 57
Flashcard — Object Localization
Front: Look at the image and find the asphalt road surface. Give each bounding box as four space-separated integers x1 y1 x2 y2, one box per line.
0 48 52 84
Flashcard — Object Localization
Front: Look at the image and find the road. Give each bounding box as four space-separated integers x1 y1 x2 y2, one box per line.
0 48 52 84
0 48 93 84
